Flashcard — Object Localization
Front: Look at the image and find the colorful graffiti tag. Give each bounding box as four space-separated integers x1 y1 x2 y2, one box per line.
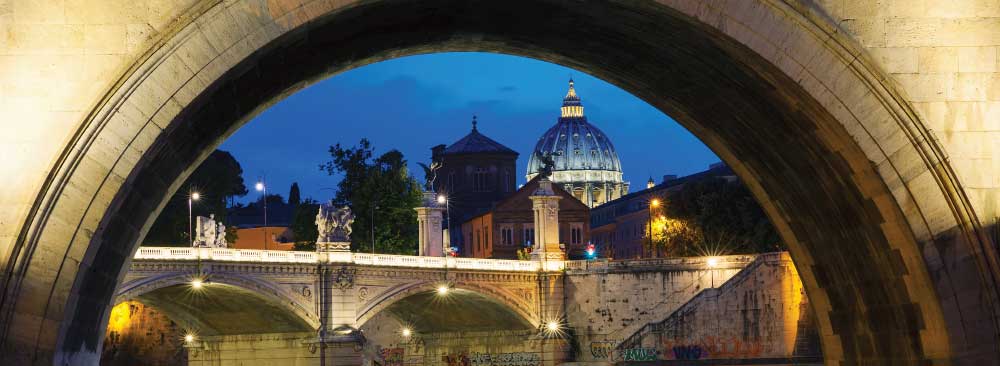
620 348 658 362
443 353 471 366
379 347 404 366
590 341 615 360
662 337 764 360
470 352 540 366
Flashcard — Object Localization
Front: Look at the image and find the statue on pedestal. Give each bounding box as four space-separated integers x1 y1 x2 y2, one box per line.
194 214 228 248
316 203 354 252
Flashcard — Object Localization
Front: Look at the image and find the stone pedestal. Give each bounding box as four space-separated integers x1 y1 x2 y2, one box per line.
316 241 352 262
530 179 565 267
415 192 445 257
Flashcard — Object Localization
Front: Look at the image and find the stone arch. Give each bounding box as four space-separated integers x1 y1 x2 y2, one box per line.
355 280 540 331
113 272 320 331
0 0 995 365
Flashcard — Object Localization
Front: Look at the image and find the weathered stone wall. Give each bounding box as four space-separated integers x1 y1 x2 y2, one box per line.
811 0 1000 221
620 253 820 363
101 301 186 366
563 257 749 362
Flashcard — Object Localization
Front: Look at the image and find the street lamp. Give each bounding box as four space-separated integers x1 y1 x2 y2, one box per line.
437 193 450 257
647 198 660 257
255 180 267 250
707 257 719 287
188 192 200 247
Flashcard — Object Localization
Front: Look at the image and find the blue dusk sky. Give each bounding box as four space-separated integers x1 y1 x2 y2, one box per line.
220 52 719 203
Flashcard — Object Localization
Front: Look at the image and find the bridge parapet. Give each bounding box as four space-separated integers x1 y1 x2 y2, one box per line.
135 247 546 271
565 254 756 273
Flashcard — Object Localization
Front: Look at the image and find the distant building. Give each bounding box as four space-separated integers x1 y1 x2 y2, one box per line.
227 198 298 250
526 79 629 207
231 226 295 251
461 176 590 259
430 116 519 250
590 163 735 259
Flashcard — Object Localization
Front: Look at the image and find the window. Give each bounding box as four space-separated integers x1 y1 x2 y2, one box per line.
523 224 535 246
570 223 583 245
503 169 511 192
473 167 489 192
500 225 514 246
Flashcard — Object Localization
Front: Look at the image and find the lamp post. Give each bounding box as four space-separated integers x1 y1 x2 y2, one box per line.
371 202 378 254
648 198 660 257
188 192 200 247
255 180 267 250
437 194 450 257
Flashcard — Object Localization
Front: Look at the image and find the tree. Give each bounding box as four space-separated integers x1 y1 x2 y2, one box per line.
291 199 320 251
663 177 783 255
321 138 422 254
144 150 248 246
288 182 301 206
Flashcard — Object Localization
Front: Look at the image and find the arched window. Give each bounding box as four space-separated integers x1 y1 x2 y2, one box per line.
473 167 489 192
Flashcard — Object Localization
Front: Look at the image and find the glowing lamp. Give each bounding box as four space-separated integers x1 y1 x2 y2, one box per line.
437 194 446 204
184 334 194 343
707 257 719 268
255 182 265 191
546 321 559 331
436 285 449 295
650 199 660 207
190 279 203 289
402 328 412 337
191 192 200 200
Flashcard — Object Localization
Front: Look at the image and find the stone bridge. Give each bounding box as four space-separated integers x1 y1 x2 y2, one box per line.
3 1 999 364
117 247 755 365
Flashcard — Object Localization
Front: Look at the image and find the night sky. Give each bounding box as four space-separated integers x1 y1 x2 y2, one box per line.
220 52 719 203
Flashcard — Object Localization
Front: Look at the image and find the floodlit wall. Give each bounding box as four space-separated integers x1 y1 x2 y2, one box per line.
620 253 821 363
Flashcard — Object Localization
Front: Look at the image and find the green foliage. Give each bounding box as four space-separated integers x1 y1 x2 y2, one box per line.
291 199 320 251
144 150 248 246
321 138 422 255
662 177 783 255
225 226 239 246
288 182 301 206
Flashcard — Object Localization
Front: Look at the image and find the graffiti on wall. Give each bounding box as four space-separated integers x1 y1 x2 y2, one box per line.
620 348 657 362
662 337 764 360
443 353 470 366
379 347 404 366
470 352 540 366
443 352 540 366
590 341 615 360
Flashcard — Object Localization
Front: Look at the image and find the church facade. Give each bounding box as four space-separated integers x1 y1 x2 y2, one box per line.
526 80 629 207
430 117 519 252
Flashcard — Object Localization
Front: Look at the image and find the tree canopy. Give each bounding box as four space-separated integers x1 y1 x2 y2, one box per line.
655 177 783 256
144 150 248 246
321 138 422 254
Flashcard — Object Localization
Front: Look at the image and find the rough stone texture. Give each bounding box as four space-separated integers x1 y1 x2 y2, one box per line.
564 257 748 357
622 253 821 363
0 0 998 365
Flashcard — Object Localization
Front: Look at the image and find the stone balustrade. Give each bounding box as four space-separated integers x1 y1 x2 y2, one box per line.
133 247 544 272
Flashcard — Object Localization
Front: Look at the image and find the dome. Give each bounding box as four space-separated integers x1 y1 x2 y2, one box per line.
526 80 623 181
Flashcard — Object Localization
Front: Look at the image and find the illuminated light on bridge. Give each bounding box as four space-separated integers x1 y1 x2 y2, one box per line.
401 328 412 338
706 257 719 268
190 278 204 290
436 284 451 296
184 334 195 343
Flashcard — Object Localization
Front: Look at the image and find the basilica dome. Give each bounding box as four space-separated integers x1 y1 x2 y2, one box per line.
526 80 629 207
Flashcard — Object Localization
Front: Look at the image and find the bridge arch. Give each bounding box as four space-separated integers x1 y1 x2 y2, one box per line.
113 272 319 334
0 1 996 365
356 281 540 332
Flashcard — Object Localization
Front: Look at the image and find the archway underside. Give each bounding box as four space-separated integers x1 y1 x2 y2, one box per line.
369 289 535 333
2 1 995 365
132 284 313 336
